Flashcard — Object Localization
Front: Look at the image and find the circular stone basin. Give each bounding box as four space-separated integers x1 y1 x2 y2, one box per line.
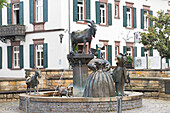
19 91 143 112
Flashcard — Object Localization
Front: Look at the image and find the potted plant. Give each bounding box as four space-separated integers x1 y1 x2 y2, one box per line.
126 56 133 68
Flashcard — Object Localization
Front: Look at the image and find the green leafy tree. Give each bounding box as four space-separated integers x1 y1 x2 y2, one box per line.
127 56 133 64
140 10 170 68
0 0 8 8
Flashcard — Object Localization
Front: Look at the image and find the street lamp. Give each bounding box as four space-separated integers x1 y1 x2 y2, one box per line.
59 34 64 44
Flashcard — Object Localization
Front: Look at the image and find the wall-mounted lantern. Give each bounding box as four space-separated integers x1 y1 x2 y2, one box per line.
59 34 64 44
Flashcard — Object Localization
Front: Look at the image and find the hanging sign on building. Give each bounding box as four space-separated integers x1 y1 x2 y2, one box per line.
134 32 140 43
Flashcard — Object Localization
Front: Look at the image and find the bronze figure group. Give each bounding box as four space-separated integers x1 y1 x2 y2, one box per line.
25 20 131 97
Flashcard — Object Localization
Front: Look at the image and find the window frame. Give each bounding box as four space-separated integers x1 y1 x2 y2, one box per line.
99 40 109 61
11 41 21 70
126 46 132 56
100 3 106 25
126 7 132 28
77 0 84 21
75 0 89 24
36 0 43 23
114 1 120 19
33 38 44 69
77 43 89 54
126 42 134 65
13 46 20 68
125 2 134 29
11 0 20 25
115 41 120 60
115 46 119 56
13 3 20 25
98 0 109 26
143 5 151 30
101 45 107 59
36 44 43 68
144 10 149 29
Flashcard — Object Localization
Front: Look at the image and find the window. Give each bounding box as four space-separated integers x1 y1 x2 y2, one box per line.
100 3 106 25
29 0 48 24
36 0 43 22
7 1 24 25
114 1 120 19
73 0 91 22
141 5 152 29
115 5 118 17
13 3 19 24
30 39 48 68
95 1 112 26
36 44 43 68
7 41 23 69
77 44 89 54
101 45 106 59
127 47 132 56
127 7 131 28
13 46 20 68
115 41 120 59
115 46 119 56
77 0 84 20
123 2 136 28
144 10 148 29
144 50 149 57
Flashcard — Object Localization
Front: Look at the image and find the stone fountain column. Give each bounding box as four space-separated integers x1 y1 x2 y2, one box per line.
67 53 94 97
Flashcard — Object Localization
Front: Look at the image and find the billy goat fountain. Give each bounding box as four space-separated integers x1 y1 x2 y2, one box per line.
19 20 143 113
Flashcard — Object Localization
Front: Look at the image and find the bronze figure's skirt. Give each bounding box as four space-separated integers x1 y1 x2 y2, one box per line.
83 70 116 97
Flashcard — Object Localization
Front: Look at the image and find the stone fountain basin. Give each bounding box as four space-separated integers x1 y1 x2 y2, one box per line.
19 91 143 112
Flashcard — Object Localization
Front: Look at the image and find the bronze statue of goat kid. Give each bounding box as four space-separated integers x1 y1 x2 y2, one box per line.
71 20 97 54
26 70 41 95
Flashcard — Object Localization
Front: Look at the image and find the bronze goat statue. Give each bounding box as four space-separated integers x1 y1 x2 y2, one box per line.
26 70 41 95
71 20 97 54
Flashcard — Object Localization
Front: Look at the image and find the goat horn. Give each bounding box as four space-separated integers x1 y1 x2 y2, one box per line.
77 20 95 25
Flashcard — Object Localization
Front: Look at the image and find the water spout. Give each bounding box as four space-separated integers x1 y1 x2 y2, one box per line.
53 69 65 97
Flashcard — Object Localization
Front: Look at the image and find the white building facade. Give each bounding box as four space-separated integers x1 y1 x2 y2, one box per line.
0 0 169 77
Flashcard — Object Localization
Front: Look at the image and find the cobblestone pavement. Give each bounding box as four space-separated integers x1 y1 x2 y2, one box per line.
0 99 169 113
123 99 170 113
